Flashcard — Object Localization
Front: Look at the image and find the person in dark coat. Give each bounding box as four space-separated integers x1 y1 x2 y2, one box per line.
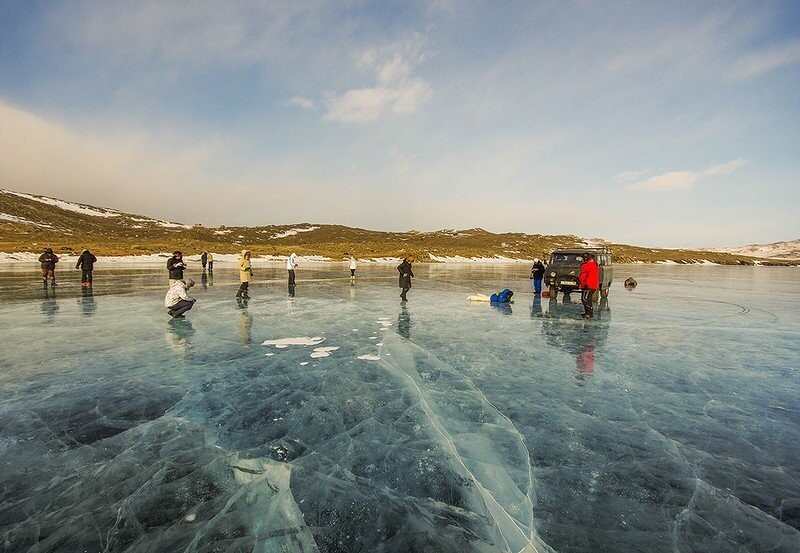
201 251 208 271
530 258 546 295
397 255 414 301
38 248 59 287
167 251 186 286
75 249 97 287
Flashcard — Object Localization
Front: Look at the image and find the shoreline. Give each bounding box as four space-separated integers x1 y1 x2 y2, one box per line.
2 251 796 267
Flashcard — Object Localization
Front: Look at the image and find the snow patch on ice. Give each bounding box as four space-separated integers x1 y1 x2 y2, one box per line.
263 337 325 347
310 346 340 359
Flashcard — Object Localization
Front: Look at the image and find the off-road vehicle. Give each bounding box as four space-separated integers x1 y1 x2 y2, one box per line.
546 248 612 299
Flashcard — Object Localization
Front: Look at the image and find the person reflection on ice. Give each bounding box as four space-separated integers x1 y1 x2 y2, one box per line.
79 287 96 317
530 294 543 318
165 318 195 355
237 300 252 345
542 295 609 383
40 288 59 323
575 344 595 381
398 303 411 339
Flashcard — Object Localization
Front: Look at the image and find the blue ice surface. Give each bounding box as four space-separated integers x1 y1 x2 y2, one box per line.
0 262 798 552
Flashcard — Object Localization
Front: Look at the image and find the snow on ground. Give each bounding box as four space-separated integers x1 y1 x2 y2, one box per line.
716 240 800 259
2 189 121 218
272 226 319 239
428 254 531 263
0 213 53 228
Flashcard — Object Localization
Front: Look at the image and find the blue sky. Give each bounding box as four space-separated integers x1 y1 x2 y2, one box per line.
1 0 798 247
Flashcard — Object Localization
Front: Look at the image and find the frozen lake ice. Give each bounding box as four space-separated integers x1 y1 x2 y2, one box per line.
0 262 798 552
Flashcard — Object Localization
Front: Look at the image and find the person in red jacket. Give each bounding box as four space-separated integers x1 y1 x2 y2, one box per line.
578 253 600 318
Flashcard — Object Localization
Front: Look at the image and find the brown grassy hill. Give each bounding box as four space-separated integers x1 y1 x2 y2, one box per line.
0 188 792 265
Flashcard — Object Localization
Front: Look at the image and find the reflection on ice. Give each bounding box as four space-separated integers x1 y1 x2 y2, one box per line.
1 263 799 552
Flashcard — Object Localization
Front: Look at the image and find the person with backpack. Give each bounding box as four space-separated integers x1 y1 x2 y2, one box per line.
38 248 59 288
75 249 97 287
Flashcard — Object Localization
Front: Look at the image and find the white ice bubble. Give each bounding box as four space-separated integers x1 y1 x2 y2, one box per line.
310 351 330 358
299 361 309 366
357 354 381 361
313 346 340 353
185 513 196 522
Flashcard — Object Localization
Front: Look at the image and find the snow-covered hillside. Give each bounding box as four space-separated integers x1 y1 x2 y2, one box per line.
717 240 800 260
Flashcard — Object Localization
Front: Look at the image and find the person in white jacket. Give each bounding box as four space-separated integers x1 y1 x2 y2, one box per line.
287 253 298 286
164 279 196 318
348 256 357 284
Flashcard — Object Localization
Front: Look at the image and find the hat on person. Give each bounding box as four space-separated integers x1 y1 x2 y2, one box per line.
173 250 182 255
184 278 195 288
534 258 540 263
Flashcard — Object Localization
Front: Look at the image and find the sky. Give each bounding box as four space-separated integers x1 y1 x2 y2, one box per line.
1 1 798 248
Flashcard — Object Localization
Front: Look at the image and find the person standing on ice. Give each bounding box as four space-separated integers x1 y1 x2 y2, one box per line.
38 248 59 288
75 249 97 287
167 251 186 286
201 251 208 271
348 255 357 284
287 252 298 286
397 255 414 301
237 250 252 299
530 258 546 295
206 251 214 272
164 278 196 318
578 253 600 319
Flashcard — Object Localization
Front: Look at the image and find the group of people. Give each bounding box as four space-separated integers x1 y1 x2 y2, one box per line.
163 251 418 317
38 247 98 288
36 245 607 320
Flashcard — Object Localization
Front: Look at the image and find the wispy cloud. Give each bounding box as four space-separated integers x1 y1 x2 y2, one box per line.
727 39 800 80
627 159 747 191
287 96 316 110
614 169 652 183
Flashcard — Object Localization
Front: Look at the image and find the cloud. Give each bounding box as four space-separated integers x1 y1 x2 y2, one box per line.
325 45 431 123
614 169 652 183
627 159 747 191
0 98 243 220
727 39 800 80
287 96 316 110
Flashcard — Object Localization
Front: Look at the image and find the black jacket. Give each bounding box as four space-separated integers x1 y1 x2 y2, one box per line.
76 251 97 271
398 260 414 288
531 261 546 279
167 256 186 279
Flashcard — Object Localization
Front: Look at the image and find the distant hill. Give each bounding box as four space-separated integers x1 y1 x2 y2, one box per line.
0 188 794 265
716 240 800 260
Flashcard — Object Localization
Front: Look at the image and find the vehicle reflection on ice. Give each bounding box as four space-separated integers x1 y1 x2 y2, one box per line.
541 294 610 382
